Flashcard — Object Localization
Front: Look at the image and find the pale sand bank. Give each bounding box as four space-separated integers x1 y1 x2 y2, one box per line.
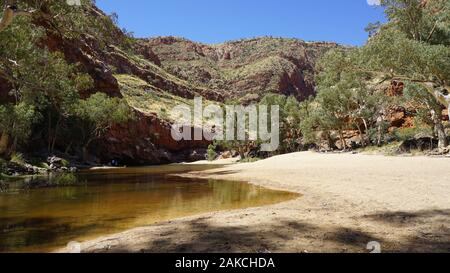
62 152 450 253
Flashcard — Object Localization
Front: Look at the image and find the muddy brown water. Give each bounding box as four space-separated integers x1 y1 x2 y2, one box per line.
0 164 299 253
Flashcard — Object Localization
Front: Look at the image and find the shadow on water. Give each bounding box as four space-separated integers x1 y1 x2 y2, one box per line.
0 164 299 253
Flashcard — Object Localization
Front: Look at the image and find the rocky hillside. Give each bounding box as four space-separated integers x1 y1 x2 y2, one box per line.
101 37 339 163
0 2 339 165
136 37 338 103
57 15 340 163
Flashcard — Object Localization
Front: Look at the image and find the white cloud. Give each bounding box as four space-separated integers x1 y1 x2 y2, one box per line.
367 0 381 6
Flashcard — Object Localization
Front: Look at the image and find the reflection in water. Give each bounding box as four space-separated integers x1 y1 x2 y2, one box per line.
0 165 298 253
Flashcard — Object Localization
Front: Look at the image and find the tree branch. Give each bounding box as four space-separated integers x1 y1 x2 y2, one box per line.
425 20 438 43
362 69 449 110
0 6 15 32
0 1 36 32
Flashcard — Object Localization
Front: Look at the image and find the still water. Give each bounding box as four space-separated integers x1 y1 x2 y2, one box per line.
0 164 298 253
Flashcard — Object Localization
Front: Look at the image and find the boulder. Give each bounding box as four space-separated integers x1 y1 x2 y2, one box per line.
3 162 44 176
218 151 232 159
187 149 207 162
396 137 438 154
47 156 65 170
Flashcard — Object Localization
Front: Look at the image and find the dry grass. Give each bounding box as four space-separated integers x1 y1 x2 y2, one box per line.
116 74 221 123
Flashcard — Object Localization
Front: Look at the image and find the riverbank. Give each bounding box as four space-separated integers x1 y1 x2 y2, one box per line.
59 152 450 253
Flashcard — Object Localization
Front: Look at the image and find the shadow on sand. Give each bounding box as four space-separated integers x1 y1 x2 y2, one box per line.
85 208 450 253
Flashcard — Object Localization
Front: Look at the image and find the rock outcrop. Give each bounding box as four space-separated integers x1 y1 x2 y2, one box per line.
0 4 338 165
98 111 209 165
137 37 338 102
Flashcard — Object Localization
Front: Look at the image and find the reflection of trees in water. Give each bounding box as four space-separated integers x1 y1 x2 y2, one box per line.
0 173 295 252
208 180 290 206
210 180 248 204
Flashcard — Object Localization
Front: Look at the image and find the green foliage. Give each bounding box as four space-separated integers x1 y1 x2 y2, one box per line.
403 82 448 147
74 93 133 132
73 93 134 159
10 152 25 165
0 7 97 154
0 103 40 148
0 0 135 48
303 0 450 150
239 157 261 163
298 97 318 144
49 173 78 186
392 126 433 142
381 0 450 45
0 0 140 159
358 0 450 118
362 0 450 147
1 0 447 160
361 27 450 85
304 46 392 149
39 162 51 170
259 93 302 153
60 159 70 168
207 144 218 161
404 83 444 125
217 93 304 157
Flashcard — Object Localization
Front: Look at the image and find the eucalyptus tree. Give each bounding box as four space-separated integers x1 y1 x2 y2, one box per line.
0 13 93 154
0 0 134 156
0 102 39 154
313 0 450 148
73 93 134 162
361 0 450 108
404 83 448 147
313 47 392 149
359 0 450 147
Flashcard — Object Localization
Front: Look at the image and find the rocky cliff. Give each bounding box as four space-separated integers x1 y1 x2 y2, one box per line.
0 3 339 165
100 37 338 163
41 9 339 164
137 37 338 103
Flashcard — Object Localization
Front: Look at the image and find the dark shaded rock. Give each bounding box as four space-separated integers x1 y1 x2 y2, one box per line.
96 111 210 165
187 149 207 162
396 137 439 154
47 156 63 167
3 162 45 176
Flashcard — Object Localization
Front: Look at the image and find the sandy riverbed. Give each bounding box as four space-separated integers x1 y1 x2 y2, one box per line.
62 152 450 253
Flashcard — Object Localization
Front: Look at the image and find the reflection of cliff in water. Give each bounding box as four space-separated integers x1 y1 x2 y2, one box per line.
0 164 299 253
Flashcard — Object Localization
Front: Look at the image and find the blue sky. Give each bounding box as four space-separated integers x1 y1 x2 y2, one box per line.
96 0 385 46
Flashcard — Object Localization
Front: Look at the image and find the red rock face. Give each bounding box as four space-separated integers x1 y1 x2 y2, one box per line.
278 69 315 100
39 32 121 98
0 5 338 164
388 106 413 129
1 6 217 164
384 80 448 128
137 37 338 102
137 47 162 66
387 81 405 97
104 49 223 101
99 111 210 164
